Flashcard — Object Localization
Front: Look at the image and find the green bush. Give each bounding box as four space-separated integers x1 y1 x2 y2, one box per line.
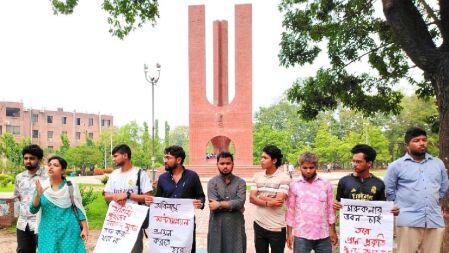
100 175 109 185
0 174 14 187
79 185 97 213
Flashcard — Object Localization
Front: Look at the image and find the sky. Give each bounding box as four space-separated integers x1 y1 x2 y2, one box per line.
0 0 320 129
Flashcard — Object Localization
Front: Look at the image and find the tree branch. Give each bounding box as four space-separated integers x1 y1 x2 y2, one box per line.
343 43 392 68
417 0 443 32
440 0 449 45
382 0 439 73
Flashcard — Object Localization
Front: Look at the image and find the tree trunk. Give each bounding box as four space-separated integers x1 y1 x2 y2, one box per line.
434 55 449 253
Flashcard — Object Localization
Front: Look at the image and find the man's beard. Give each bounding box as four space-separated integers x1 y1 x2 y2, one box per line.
219 170 232 176
410 149 426 158
25 164 38 171
165 164 177 172
302 172 317 181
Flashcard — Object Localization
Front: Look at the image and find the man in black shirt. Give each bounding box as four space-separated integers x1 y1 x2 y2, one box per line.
333 144 399 215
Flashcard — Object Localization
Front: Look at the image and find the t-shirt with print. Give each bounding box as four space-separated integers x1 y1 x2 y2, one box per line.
104 167 152 205
336 173 386 202
252 169 291 232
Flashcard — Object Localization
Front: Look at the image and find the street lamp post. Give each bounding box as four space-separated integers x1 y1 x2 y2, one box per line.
143 63 161 182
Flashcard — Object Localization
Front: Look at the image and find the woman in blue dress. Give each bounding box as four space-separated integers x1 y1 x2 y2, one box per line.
30 156 88 253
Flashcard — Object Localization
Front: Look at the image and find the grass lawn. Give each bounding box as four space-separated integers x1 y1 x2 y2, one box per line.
0 183 14 192
85 192 108 230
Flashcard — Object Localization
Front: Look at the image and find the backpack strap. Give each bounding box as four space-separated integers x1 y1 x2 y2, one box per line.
137 169 142 195
67 181 82 229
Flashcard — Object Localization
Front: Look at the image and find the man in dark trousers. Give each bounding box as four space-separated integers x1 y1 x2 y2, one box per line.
14 144 48 253
146 145 205 253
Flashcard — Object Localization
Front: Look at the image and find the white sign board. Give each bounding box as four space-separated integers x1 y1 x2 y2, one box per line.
340 199 394 253
149 197 195 253
94 201 148 253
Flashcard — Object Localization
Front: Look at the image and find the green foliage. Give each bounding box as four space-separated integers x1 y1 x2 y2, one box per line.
253 94 437 165
51 0 159 39
100 175 109 185
79 185 97 213
279 0 422 119
51 0 78 15
0 174 14 187
84 192 108 229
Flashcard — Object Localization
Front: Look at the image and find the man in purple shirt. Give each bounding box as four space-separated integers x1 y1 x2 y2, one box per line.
286 151 337 253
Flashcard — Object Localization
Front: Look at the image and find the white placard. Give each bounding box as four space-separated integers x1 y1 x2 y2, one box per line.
340 199 394 253
94 201 149 253
149 197 195 253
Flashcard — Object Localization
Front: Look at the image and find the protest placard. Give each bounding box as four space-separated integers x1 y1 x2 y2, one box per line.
340 198 394 253
149 197 195 253
93 201 149 253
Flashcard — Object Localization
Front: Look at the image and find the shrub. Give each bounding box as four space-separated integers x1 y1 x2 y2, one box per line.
104 168 113 174
94 168 105 175
79 185 97 213
100 175 109 185
0 174 14 187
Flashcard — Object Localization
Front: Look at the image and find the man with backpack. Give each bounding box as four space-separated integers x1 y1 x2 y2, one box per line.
104 144 152 253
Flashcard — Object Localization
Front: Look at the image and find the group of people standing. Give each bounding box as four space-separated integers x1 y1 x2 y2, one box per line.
205 127 448 253
12 126 449 253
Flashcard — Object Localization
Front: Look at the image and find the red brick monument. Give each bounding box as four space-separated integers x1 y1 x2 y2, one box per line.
188 4 253 169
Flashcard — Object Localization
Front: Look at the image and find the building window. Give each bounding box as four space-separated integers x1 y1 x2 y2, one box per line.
6 107 20 117
76 118 81 126
32 130 39 138
48 146 54 152
102 119 111 127
32 114 38 124
62 116 67 125
75 132 81 140
88 132 94 139
47 115 53 123
6 125 20 135
89 118 94 126
47 131 53 141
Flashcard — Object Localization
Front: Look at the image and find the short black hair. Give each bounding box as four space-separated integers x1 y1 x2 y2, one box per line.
22 144 44 160
216 151 233 162
351 144 377 162
262 144 283 168
164 145 186 165
404 127 427 144
48 155 68 170
112 144 132 159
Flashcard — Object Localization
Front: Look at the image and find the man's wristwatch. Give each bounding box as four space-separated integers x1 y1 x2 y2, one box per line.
126 191 131 200
218 201 222 209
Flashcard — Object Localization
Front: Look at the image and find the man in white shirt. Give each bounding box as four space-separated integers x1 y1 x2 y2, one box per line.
104 144 152 253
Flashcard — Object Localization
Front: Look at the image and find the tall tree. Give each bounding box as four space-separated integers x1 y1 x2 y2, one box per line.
51 0 159 39
279 0 449 172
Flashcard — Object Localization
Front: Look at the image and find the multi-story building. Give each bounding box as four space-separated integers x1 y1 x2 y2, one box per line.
0 101 113 150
